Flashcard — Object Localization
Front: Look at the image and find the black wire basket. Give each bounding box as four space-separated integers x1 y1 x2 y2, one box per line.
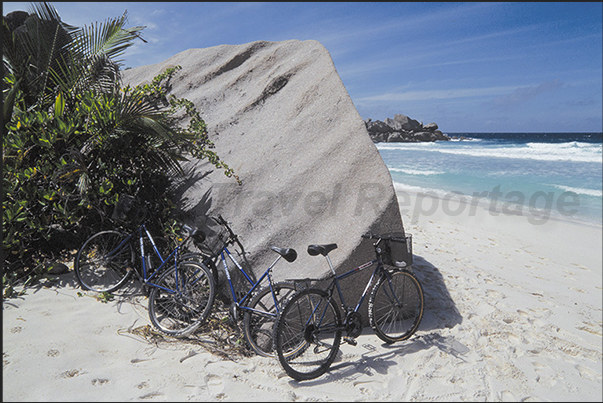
196 224 228 257
381 232 413 268
111 195 136 222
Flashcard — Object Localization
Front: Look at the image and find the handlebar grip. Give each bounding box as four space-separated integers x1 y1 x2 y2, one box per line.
362 233 377 239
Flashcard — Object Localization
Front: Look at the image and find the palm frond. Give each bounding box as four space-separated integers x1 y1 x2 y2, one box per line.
20 3 79 103
29 2 78 34
72 11 146 67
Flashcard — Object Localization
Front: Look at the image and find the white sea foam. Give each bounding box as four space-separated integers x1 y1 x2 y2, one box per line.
389 167 445 176
393 182 464 199
393 182 444 195
378 141 602 163
551 184 603 197
375 142 435 151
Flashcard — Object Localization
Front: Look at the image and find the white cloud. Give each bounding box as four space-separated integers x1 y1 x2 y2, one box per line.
356 86 519 103
492 80 566 107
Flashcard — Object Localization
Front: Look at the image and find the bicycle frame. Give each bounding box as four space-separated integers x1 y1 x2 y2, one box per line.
218 245 286 317
306 239 404 329
107 223 195 293
206 214 294 320
323 256 382 315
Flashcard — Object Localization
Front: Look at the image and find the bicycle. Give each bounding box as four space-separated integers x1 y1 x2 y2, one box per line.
74 196 216 337
272 233 424 381
179 214 300 357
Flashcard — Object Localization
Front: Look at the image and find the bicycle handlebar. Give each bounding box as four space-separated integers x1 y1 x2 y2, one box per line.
215 215 235 236
212 215 243 249
362 233 406 242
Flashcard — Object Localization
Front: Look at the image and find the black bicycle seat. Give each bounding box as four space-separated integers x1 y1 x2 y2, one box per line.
271 246 298 263
307 243 338 257
182 224 206 244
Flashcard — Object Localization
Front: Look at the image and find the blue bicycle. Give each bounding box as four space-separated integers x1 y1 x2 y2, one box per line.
195 215 300 357
74 197 216 337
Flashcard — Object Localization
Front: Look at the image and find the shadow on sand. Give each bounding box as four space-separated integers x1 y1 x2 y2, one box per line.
411 254 463 332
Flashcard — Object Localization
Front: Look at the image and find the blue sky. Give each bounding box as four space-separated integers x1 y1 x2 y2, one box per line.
4 2 602 133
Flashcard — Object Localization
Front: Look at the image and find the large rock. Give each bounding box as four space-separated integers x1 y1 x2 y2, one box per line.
394 113 422 131
365 114 450 142
122 40 405 322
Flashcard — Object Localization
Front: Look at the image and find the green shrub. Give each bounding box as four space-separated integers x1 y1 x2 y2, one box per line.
2 4 238 297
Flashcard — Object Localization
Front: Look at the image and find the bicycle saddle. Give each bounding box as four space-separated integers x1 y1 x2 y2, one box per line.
271 246 298 263
307 243 338 257
182 224 206 244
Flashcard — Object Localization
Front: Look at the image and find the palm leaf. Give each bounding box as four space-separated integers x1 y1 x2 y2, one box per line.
14 2 78 107
72 11 146 67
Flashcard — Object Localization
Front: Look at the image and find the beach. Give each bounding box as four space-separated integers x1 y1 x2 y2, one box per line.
3 190 602 402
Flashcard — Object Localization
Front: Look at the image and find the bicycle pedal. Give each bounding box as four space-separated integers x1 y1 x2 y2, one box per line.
344 336 357 346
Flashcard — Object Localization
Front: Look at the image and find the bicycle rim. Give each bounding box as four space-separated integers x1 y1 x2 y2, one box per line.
274 288 341 381
74 231 134 293
243 281 297 357
148 261 216 337
369 270 424 343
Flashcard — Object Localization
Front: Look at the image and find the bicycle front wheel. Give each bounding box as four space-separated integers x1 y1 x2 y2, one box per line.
273 288 342 381
369 269 424 343
242 281 297 357
148 261 216 337
74 230 134 293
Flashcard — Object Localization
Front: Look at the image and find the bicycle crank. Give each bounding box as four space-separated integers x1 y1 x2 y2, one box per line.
344 311 363 338
304 324 317 343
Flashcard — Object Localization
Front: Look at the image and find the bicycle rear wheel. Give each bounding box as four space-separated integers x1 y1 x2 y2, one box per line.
369 269 424 343
242 281 297 357
273 288 342 381
74 230 134 293
148 261 216 337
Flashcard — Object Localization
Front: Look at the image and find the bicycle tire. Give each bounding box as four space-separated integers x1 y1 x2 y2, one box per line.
74 230 134 293
242 281 297 357
148 261 216 337
179 252 219 287
368 269 424 343
273 288 342 381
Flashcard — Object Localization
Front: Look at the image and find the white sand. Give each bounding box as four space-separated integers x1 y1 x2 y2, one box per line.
3 191 602 402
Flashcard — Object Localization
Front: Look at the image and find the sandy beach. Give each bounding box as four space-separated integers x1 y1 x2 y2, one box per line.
3 190 602 402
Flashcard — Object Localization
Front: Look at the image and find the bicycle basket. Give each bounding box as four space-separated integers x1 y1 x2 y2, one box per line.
111 195 136 222
382 232 413 268
196 224 228 256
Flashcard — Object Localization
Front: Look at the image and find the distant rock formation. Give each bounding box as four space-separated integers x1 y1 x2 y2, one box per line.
122 40 407 324
365 114 450 142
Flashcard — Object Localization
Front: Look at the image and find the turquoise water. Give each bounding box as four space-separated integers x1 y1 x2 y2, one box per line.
377 133 603 226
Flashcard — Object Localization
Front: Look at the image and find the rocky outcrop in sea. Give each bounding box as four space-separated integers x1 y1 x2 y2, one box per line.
365 113 450 142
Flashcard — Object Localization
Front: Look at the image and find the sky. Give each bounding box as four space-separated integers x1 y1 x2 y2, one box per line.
3 2 602 133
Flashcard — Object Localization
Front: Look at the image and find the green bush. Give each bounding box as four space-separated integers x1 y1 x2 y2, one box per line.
2 3 238 297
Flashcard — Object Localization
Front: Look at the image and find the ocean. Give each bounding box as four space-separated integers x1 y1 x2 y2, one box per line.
376 132 603 227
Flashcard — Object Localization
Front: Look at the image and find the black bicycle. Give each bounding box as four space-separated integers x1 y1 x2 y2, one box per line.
273 233 424 381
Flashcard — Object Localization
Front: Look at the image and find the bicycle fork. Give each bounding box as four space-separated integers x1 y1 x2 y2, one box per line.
382 270 404 309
